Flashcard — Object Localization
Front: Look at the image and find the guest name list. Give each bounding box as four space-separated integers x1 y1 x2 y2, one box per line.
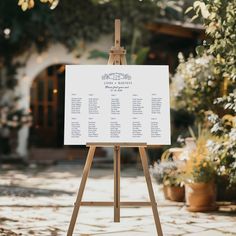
64 65 170 145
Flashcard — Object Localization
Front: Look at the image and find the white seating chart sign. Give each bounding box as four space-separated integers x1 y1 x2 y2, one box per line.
64 65 171 145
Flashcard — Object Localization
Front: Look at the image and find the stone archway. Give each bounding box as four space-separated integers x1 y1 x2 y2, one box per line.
15 36 112 158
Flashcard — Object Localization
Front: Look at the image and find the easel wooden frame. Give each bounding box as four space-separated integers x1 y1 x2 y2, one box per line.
67 19 163 236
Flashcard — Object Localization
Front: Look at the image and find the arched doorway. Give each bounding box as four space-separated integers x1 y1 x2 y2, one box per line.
29 64 107 162
30 64 65 148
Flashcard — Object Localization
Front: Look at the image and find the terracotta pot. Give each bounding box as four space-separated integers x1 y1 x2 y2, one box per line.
163 185 169 200
166 185 185 202
185 182 217 212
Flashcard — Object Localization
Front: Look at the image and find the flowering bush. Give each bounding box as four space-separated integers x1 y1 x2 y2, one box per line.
171 53 220 119
150 161 184 187
178 0 236 192
0 105 32 130
0 102 32 155
18 0 59 11
207 113 236 186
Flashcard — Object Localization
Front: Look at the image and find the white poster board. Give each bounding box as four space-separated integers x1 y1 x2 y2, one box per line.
64 65 170 145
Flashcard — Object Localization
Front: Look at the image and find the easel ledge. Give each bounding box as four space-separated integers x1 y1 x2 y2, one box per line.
86 143 161 148
86 142 147 147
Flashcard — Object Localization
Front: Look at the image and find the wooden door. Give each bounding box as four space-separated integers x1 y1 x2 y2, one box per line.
30 68 58 147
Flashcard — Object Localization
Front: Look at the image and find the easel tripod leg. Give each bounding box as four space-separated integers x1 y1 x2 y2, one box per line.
67 146 96 236
139 147 163 236
114 145 121 222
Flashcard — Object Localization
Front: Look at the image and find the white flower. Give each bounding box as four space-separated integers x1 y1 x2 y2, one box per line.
211 123 223 133
195 57 209 65
220 165 226 173
229 128 236 142
13 115 18 121
208 113 219 123
208 80 213 86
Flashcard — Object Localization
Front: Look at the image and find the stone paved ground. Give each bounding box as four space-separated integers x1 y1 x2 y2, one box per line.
0 163 235 236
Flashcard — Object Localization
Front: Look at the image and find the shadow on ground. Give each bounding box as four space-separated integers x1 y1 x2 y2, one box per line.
0 185 73 197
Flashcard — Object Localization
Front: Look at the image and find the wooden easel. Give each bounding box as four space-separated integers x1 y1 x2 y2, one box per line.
67 19 163 236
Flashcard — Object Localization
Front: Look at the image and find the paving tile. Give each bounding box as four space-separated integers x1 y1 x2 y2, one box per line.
162 223 187 235
183 230 234 236
218 227 236 234
176 224 205 233
194 221 236 229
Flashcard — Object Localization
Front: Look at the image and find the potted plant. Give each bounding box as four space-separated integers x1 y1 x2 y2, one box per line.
183 134 217 212
151 161 185 202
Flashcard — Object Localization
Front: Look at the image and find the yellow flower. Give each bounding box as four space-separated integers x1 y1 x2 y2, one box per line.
203 162 207 167
222 114 236 128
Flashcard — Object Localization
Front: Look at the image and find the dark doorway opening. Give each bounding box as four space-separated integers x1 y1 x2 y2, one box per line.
30 64 65 148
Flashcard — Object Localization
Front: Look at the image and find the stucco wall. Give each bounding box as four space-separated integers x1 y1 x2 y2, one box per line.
16 35 112 158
